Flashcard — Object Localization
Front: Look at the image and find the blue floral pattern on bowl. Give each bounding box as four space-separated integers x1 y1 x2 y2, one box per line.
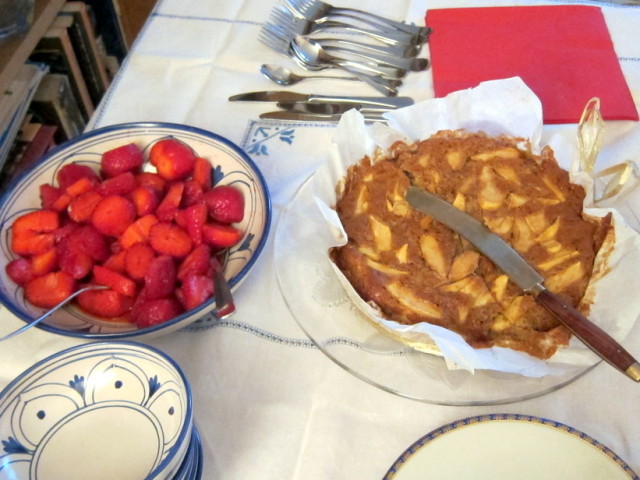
0 122 271 339
0 342 193 480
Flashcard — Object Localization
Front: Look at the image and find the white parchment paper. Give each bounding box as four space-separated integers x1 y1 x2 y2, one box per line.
312 77 640 377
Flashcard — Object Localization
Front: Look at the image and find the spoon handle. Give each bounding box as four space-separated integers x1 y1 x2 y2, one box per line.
212 256 235 320
0 285 107 342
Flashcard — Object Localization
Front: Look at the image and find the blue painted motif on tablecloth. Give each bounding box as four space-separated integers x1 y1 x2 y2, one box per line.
246 125 296 156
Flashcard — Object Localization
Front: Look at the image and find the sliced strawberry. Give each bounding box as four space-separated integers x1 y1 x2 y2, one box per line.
57 164 100 190
183 202 207 245
177 244 212 281
130 186 161 217
31 248 58 276
91 195 137 236
39 184 64 209
58 247 93 279
6 258 34 285
51 193 73 212
149 222 192 257
203 185 244 224
149 138 196 181
202 222 242 249
77 288 135 318
101 143 144 178
92 265 137 296
119 214 158 249
11 210 59 256
135 172 166 193
68 190 103 223
12 210 59 234
182 180 204 207
132 297 183 328
65 176 98 197
65 225 109 262
192 157 212 189
177 273 214 310
103 250 128 273
141 255 176 299
124 243 155 281
96 171 137 196
24 271 75 309
156 182 184 222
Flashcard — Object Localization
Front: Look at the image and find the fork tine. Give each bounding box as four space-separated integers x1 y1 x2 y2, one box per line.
259 24 292 55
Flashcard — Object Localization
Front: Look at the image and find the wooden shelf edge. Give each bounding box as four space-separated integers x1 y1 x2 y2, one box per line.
0 0 67 95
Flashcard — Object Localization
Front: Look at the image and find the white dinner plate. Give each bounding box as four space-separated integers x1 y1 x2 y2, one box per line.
383 414 638 480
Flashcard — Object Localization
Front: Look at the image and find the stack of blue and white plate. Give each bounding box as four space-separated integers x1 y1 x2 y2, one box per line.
0 341 202 480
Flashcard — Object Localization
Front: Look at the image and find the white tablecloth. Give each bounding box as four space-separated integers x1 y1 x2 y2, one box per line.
2 0 640 478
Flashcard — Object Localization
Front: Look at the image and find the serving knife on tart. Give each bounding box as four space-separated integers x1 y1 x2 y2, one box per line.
405 185 640 382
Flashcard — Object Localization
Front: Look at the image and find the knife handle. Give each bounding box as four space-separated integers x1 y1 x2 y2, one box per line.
536 289 640 382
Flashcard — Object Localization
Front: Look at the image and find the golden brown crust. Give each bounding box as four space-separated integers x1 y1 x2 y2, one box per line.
332 130 609 359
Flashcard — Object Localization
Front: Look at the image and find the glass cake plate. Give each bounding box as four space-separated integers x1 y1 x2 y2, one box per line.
274 177 598 406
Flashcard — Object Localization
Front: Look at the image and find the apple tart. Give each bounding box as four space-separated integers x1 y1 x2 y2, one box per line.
331 130 612 359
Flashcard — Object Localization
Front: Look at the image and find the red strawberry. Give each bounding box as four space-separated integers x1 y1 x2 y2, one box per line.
202 222 242 249
58 246 93 279
177 273 214 310
177 244 212 281
101 143 144 178
133 297 183 328
135 172 166 193
39 184 64 209
77 288 135 318
119 214 158 249
31 248 58 276
11 210 59 256
65 176 98 197
203 185 244 224
149 222 192 257
6 258 34 285
68 190 103 223
183 202 207 244
92 265 137 296
149 138 196 181
24 271 75 309
57 164 100 190
124 243 155 280
96 171 137 196
65 225 109 262
103 250 128 273
141 255 176 299
192 157 212 189
130 186 160 217
182 180 203 207
155 182 184 222
91 195 137 236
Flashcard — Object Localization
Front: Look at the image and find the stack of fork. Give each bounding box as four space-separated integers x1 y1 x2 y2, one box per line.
259 0 431 96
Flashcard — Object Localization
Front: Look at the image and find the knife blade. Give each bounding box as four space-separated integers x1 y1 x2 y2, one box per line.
277 101 393 115
405 185 640 382
259 110 387 123
229 91 414 109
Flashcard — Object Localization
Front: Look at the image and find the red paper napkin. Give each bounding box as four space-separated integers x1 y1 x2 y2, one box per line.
425 6 638 124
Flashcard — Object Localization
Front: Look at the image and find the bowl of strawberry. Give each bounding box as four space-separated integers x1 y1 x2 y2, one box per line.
0 122 271 338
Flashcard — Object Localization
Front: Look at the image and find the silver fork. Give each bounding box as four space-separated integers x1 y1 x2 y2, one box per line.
259 25 402 95
283 0 431 41
269 5 419 47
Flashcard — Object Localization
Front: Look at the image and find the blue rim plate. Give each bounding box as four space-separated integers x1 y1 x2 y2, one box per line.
383 413 639 480
0 122 271 339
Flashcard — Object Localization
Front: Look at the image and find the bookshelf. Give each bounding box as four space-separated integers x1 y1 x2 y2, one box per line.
0 0 66 97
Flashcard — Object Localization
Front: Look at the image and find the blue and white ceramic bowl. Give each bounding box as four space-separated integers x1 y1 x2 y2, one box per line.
0 122 271 339
0 341 193 480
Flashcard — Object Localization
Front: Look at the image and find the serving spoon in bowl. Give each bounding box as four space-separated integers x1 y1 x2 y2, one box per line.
1 253 235 341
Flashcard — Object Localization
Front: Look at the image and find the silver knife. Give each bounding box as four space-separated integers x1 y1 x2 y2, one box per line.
259 110 387 123
405 185 640 382
229 91 414 109
277 101 393 115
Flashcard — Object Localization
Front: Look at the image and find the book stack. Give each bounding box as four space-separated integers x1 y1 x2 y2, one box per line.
0 1 125 184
